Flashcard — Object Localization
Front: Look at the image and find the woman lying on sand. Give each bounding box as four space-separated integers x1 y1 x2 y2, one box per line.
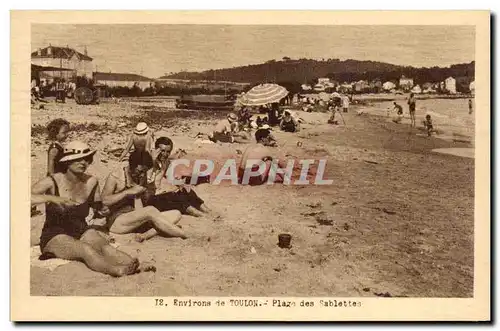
237 144 319 185
31 141 146 277
101 150 187 243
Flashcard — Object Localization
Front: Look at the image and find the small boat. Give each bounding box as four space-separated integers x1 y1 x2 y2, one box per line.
176 94 236 111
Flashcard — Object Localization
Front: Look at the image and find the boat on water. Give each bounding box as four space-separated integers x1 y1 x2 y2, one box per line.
176 94 236 111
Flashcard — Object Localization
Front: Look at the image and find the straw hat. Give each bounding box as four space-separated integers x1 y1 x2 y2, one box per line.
134 122 149 134
261 124 271 130
59 141 96 163
227 113 238 122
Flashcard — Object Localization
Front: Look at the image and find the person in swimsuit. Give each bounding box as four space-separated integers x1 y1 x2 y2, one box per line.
391 102 404 123
31 141 143 277
279 110 300 132
101 150 186 243
46 118 70 176
423 114 434 136
254 124 277 147
469 99 473 115
119 122 155 161
147 136 215 218
408 93 416 127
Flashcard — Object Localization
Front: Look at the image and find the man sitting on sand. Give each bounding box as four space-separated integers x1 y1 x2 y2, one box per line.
254 124 278 147
101 150 187 243
209 113 239 143
119 122 155 161
146 136 216 218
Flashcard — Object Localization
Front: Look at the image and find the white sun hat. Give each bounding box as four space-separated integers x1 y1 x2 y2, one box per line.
59 141 96 162
134 122 149 134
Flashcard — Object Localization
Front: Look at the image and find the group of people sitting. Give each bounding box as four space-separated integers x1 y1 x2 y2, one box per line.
31 119 217 277
32 101 309 277
207 104 301 146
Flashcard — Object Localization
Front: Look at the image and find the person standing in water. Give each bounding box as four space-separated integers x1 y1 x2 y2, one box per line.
407 93 417 127
469 99 474 115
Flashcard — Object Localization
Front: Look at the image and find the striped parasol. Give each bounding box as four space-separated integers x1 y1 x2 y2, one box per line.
240 83 288 106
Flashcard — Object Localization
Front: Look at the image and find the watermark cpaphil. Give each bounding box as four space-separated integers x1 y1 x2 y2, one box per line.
164 158 333 185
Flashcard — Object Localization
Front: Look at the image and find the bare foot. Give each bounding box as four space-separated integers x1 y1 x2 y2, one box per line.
111 261 139 277
186 207 204 218
134 233 146 243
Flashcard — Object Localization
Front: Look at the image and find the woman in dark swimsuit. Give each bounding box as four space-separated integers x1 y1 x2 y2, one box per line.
31 141 142 277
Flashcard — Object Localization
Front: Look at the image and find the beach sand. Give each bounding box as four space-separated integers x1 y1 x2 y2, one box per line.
30 97 474 297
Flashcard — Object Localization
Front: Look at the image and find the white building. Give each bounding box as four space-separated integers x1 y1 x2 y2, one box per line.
31 45 93 78
93 72 154 91
317 78 330 85
382 81 396 91
411 85 422 94
313 84 326 92
444 77 457 94
399 76 414 90
301 84 312 91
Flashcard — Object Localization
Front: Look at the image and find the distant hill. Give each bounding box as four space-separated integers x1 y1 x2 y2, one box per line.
162 58 475 89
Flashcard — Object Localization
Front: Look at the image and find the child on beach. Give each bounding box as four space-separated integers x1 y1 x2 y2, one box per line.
46 118 70 176
407 93 417 127
119 122 155 162
391 102 404 123
423 114 434 137
34 118 71 216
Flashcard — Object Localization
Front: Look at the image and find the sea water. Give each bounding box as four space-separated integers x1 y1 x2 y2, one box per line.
361 97 475 144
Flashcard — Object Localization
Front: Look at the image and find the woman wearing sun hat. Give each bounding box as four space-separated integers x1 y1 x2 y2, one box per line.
119 122 155 161
31 141 141 277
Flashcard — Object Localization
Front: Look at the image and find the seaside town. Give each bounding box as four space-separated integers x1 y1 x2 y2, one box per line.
30 30 475 298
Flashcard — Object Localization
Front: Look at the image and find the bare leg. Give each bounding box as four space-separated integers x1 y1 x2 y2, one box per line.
43 234 137 277
135 210 182 242
199 203 212 214
81 229 138 266
110 206 186 239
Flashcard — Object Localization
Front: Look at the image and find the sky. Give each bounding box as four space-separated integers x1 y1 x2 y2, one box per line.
31 24 475 79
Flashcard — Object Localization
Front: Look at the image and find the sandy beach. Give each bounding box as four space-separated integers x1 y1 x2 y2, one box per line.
30 96 475 297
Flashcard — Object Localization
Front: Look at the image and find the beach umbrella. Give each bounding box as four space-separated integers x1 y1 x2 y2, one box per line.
240 83 288 106
318 92 330 102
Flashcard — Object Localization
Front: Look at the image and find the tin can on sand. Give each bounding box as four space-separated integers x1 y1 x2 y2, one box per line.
278 233 292 249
